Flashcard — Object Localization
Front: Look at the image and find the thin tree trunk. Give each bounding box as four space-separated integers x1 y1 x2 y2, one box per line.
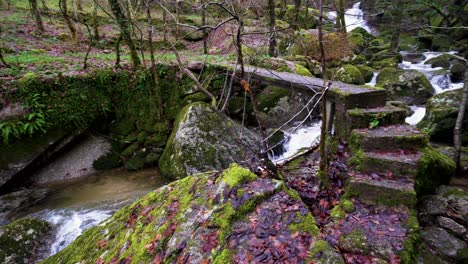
338 0 346 33
389 2 402 52
202 0 207 54
29 0 45 33
163 7 167 42
115 34 122 67
60 0 78 42
92 0 99 41
174 0 180 40
108 0 141 68
294 0 301 29
0 50 9 67
146 3 163 118
454 68 468 173
268 0 276 57
318 0 329 176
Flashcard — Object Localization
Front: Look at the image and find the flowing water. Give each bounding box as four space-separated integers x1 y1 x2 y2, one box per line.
328 2 371 32
399 51 464 125
13 168 169 257
270 121 322 163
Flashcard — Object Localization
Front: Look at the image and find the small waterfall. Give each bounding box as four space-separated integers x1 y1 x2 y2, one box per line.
400 51 464 125
271 122 321 163
328 2 371 32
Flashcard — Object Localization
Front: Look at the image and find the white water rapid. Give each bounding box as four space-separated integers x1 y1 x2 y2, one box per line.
400 51 464 125
328 2 371 32
270 122 322 163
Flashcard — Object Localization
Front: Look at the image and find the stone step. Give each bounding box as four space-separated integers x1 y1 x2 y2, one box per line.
351 125 428 151
350 150 422 178
328 199 418 263
347 106 408 131
346 174 417 207
328 87 387 109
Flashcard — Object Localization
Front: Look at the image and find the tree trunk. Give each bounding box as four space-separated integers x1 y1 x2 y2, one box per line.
294 0 301 29
268 0 276 57
60 0 78 42
146 3 163 118
338 0 346 33
108 0 141 68
389 2 402 52
92 0 99 41
115 34 122 67
202 0 207 54
29 0 45 33
0 50 9 67
318 0 329 177
454 67 468 173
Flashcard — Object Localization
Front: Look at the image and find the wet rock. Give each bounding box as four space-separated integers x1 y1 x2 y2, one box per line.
0 217 54 263
437 216 466 237
335 64 365 85
418 88 468 144
402 53 426 64
43 164 322 263
450 61 466 83
376 67 434 104
424 54 462 69
421 227 465 259
0 189 48 226
187 61 205 72
159 102 260 179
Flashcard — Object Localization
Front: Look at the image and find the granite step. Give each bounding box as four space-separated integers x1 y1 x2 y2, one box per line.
346 172 417 207
346 106 408 131
351 125 429 151
350 149 422 179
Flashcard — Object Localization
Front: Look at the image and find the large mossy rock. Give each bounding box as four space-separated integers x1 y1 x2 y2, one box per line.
44 164 325 264
0 218 53 263
418 88 468 144
376 67 435 104
335 64 365 85
159 102 260 179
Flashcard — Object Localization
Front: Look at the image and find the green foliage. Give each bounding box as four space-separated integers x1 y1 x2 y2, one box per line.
369 119 380 129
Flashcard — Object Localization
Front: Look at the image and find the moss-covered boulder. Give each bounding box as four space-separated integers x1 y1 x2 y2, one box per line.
0 218 53 263
43 164 324 264
356 65 376 83
335 65 365 85
376 67 435 104
159 102 260 179
284 5 321 29
424 54 459 68
350 27 375 44
418 88 468 144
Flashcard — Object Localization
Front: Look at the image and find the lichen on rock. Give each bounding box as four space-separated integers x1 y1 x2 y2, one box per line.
159 102 260 180
43 164 321 264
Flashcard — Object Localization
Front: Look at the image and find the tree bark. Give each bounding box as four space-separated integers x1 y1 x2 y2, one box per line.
454 67 468 173
29 0 45 33
92 0 99 41
76 0 82 11
389 2 402 52
202 0 207 54
0 50 9 67
294 0 301 29
337 0 346 33
146 3 163 118
60 0 78 42
108 0 141 68
268 0 276 57
318 0 329 176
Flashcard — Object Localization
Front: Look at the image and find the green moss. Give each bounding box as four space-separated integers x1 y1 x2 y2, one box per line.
341 199 355 213
213 249 233 264
310 240 329 257
398 211 419 264
348 148 365 171
294 64 314 77
348 32 365 49
257 87 289 113
335 64 365 85
288 211 319 236
330 206 345 220
216 164 257 188
416 147 456 196
340 229 369 254
356 65 376 83
0 218 53 263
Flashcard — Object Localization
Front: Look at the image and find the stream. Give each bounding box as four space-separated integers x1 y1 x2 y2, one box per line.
4 2 463 260
10 168 169 257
